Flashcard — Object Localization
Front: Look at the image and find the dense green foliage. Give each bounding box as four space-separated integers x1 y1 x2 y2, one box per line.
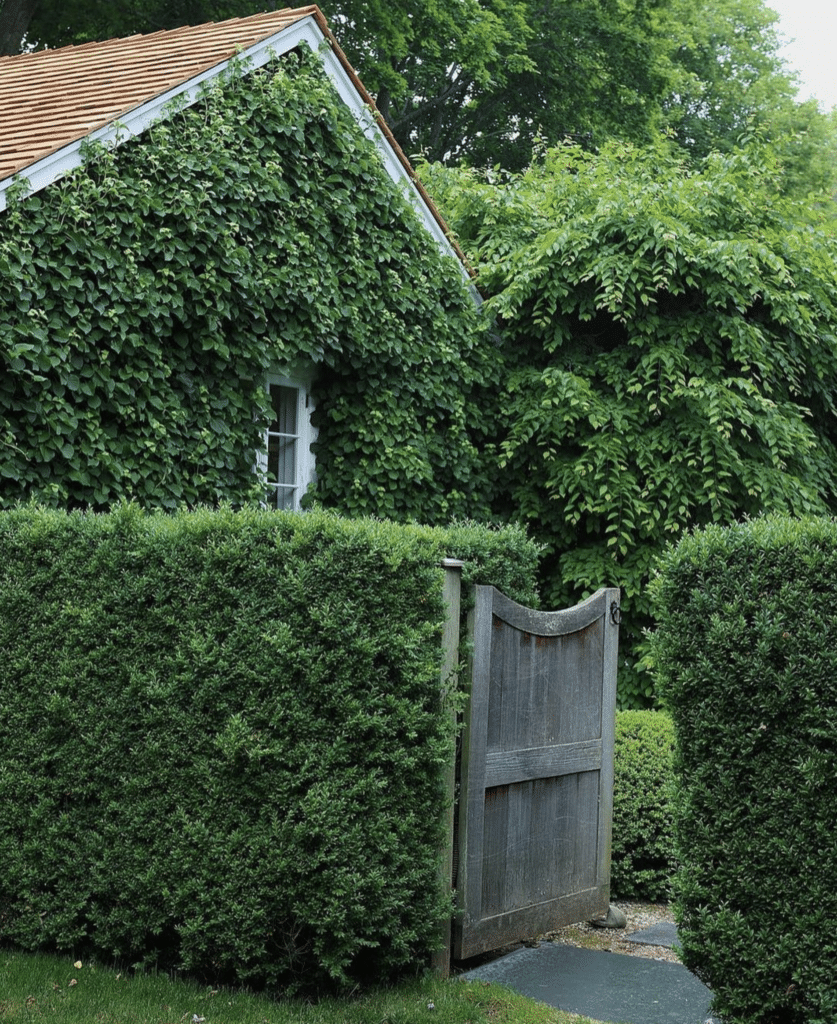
445 0 670 169
660 0 790 157
424 140 837 705
650 515 837 1024
434 519 541 610
320 0 534 164
655 0 837 207
0 505 540 991
610 711 676 901
0 51 494 521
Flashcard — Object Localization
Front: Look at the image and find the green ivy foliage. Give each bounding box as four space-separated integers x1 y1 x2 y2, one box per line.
650 515 837 1024
0 505 541 991
423 140 837 706
0 50 496 521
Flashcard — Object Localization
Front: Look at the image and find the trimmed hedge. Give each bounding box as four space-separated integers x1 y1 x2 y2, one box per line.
0 505 540 992
610 710 676 901
650 515 837 1024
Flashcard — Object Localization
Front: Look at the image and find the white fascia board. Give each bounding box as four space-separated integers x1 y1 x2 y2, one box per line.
0 14 468 282
0 18 315 213
312 44 458 263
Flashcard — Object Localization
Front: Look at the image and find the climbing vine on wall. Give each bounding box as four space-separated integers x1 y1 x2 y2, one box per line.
0 50 498 520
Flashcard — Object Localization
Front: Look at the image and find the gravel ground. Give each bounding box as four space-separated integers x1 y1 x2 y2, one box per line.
542 901 681 963
454 901 681 972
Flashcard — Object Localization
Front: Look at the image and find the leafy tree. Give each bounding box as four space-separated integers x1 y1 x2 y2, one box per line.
322 0 671 167
658 0 793 158
7 0 834 191
423 140 837 705
656 0 837 209
761 101 837 217
319 0 535 164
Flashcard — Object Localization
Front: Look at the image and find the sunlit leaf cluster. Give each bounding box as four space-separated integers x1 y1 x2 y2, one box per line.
425 140 837 705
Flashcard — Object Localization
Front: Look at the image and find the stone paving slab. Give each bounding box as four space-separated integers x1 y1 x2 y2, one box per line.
624 922 680 948
460 943 722 1024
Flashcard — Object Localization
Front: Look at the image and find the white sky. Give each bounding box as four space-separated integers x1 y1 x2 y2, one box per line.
766 0 837 110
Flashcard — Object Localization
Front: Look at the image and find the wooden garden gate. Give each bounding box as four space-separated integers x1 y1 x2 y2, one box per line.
453 585 619 959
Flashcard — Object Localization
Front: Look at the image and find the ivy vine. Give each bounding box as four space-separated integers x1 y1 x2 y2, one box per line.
0 49 498 521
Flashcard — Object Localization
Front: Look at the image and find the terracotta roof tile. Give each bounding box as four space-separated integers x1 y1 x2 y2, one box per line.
0 7 318 179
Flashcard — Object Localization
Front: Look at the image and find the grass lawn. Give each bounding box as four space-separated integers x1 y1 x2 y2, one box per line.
0 949 609 1024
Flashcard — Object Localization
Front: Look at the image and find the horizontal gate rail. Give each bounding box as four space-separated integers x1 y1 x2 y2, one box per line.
484 739 602 788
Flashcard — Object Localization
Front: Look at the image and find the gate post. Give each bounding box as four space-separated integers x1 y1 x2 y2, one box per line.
431 558 463 977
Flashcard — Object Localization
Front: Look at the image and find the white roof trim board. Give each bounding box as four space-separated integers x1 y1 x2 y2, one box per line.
0 13 465 276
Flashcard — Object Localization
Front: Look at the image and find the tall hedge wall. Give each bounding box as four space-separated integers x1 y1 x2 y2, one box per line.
610 710 676 902
0 505 540 991
650 515 837 1024
0 50 496 522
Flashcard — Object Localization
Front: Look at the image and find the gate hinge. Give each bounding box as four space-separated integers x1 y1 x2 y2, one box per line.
610 601 621 626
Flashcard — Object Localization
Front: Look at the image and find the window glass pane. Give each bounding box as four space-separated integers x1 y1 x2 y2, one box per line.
265 381 302 510
268 434 296 486
270 386 298 435
265 484 296 510
276 486 295 511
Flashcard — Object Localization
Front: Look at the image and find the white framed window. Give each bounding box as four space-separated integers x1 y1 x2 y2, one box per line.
258 372 316 510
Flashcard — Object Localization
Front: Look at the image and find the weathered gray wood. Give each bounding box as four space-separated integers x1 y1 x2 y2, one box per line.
490 586 612 636
469 884 610 952
454 586 493 957
598 584 619 888
484 740 602 787
432 559 463 978
454 584 620 960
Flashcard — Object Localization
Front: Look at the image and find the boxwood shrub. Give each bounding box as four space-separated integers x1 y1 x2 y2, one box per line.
610 710 676 901
0 504 540 993
650 515 837 1024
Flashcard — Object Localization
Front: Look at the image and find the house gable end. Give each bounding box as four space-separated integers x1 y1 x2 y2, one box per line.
0 49 490 518
0 7 467 275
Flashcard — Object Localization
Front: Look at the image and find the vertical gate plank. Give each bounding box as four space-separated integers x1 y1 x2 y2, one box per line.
575 770 600 892
598 590 619 889
454 585 619 960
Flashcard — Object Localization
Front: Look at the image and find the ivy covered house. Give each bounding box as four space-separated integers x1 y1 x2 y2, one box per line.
0 6 494 521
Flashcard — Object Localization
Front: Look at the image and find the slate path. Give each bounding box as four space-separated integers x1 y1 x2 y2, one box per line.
460 937 722 1024
624 922 680 949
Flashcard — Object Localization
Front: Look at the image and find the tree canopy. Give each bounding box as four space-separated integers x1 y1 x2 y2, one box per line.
424 140 837 704
659 0 793 157
6 0 836 196
339 0 670 167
